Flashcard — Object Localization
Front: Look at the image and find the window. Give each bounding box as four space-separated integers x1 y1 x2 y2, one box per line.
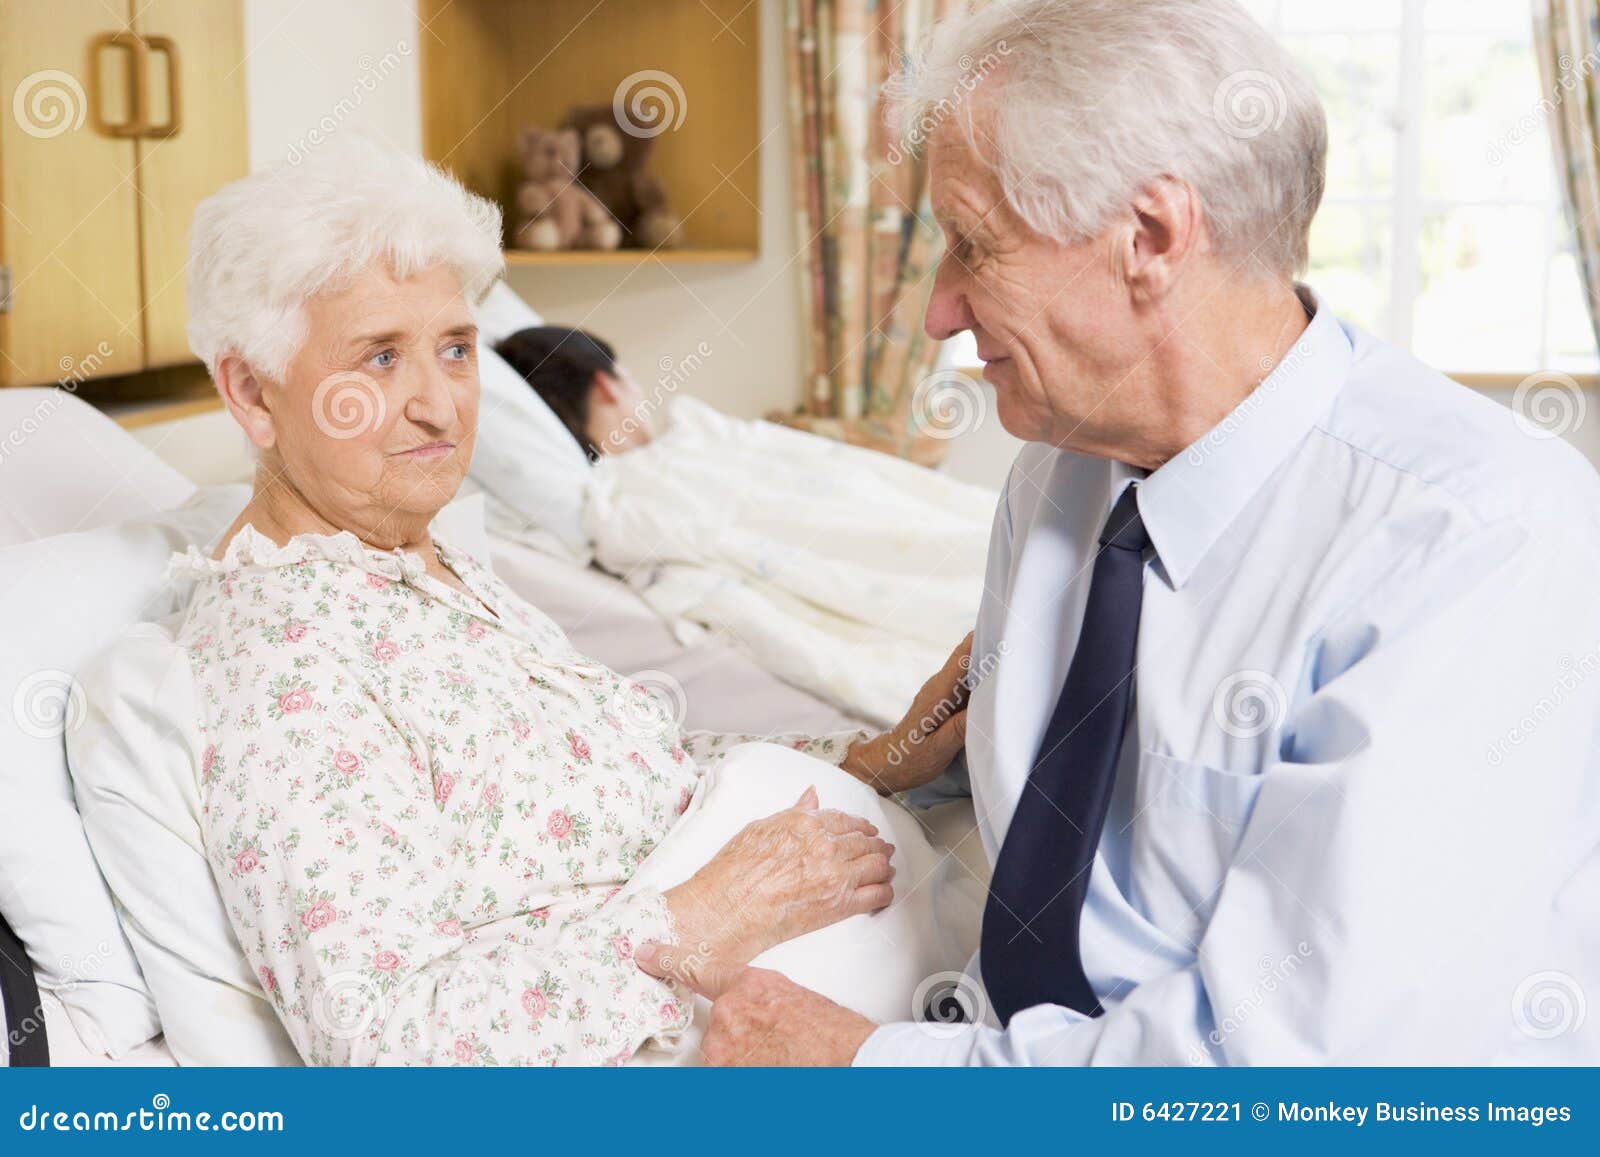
948 0 1599 379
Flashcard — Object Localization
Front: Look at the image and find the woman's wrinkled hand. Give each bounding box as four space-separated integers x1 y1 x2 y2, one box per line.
663 786 895 965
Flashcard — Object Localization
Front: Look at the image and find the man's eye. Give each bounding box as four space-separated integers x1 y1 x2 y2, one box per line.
370 349 397 369
445 342 470 361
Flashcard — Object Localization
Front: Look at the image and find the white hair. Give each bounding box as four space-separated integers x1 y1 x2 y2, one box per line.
186 136 504 379
890 0 1327 276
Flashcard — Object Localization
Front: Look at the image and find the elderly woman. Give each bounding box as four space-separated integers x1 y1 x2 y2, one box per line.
176 139 968 1066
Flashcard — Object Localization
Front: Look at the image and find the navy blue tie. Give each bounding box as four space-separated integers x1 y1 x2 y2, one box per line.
981 482 1150 1025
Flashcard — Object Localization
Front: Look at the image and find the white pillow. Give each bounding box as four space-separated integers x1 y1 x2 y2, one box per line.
0 483 250 1057
0 388 194 548
66 493 494 1066
468 281 594 560
624 743 985 1064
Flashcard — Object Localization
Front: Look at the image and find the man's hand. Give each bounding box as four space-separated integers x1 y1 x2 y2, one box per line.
635 941 877 1066
841 631 973 795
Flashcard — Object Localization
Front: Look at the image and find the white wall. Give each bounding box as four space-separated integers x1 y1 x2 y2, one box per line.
232 0 1599 495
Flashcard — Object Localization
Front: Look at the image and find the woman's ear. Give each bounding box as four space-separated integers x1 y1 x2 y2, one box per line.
214 353 277 451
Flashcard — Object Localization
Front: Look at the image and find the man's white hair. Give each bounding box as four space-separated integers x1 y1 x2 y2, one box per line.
890 0 1327 276
186 136 504 380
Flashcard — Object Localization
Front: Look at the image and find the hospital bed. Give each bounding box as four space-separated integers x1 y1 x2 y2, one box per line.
0 366 986 1066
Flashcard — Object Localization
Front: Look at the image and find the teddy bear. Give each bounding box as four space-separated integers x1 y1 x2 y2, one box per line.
511 127 622 252
561 105 681 249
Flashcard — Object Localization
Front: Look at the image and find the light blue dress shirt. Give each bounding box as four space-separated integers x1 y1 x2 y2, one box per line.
857 287 1600 1065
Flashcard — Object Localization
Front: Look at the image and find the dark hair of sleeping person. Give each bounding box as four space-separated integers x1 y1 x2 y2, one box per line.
495 326 619 462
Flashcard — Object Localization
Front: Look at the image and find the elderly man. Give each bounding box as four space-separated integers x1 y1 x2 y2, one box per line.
638 0 1600 1064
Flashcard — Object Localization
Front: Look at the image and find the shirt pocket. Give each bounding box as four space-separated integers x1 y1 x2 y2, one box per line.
1128 751 1265 948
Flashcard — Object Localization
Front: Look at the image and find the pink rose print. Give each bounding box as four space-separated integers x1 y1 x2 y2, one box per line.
482 783 500 807
259 965 277 993
659 1000 679 1022
627 751 649 771
434 773 456 806
277 688 311 714
511 719 530 742
466 621 486 640
372 638 400 663
332 749 362 775
611 935 633 961
529 907 551 926
365 573 391 590
233 847 261 876
522 988 548 1021
201 744 217 777
453 1037 475 1063
546 809 573 839
677 786 694 815
373 950 402 972
300 898 336 932
435 919 463 938
568 733 591 763
671 745 686 764
283 623 307 643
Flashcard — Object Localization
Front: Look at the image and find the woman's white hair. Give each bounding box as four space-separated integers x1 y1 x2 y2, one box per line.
890 0 1327 276
186 135 504 380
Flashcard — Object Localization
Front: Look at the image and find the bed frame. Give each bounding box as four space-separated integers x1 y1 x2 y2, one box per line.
0 910 49 1065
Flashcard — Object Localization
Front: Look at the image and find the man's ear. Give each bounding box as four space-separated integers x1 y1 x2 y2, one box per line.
214 353 277 451
590 370 622 405
1118 175 1203 303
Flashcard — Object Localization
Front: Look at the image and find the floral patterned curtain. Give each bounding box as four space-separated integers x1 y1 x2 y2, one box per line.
777 0 967 464
1535 1 1600 354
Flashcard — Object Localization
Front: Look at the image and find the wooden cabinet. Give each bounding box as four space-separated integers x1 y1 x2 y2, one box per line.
0 0 246 388
419 0 761 267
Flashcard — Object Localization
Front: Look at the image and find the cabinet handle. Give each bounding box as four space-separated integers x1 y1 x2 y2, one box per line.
87 31 148 138
142 36 181 139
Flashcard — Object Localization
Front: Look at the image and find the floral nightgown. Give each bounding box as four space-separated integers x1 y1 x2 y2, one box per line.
168 526 862 1066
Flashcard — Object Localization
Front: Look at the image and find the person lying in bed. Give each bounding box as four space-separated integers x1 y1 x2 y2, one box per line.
494 325 651 459
175 138 968 1066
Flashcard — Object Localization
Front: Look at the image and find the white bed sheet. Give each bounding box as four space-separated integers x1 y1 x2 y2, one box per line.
35 523 986 1067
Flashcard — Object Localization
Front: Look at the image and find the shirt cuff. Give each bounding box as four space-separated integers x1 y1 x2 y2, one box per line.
851 1019 983 1066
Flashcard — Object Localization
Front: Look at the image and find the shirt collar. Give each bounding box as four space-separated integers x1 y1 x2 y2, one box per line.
1135 284 1352 589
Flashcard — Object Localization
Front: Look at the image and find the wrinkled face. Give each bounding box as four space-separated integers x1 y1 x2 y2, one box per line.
263 263 478 537
922 119 1138 447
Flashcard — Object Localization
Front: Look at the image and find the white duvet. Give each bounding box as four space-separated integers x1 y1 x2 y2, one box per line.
586 399 997 727
625 743 985 1065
